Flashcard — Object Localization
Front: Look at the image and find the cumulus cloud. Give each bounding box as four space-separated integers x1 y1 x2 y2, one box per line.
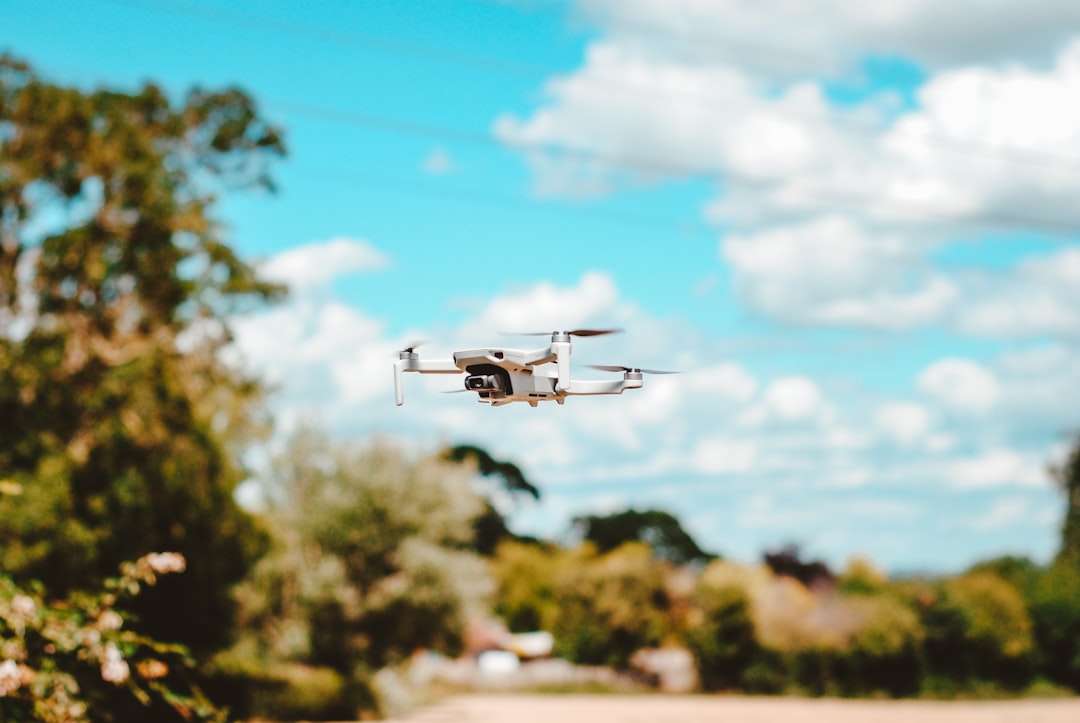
949 449 1049 488
722 216 956 328
459 270 621 337
576 0 1080 75
875 401 931 446
495 3 1080 336
917 358 1000 413
259 237 389 290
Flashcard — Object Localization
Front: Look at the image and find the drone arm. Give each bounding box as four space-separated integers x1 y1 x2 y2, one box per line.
395 357 462 406
561 376 644 396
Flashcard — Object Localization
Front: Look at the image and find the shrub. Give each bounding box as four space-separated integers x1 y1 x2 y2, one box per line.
1 553 225 722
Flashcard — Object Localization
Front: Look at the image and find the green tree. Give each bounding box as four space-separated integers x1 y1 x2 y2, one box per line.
228 429 492 718
549 543 670 668
574 508 714 565
1053 435 1080 567
684 582 761 691
441 444 541 555
916 572 1034 690
0 54 284 658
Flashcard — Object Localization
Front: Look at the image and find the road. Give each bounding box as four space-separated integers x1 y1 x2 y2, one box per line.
386 693 1080 723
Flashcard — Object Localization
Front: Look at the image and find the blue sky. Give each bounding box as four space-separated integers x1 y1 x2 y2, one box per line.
7 0 1080 574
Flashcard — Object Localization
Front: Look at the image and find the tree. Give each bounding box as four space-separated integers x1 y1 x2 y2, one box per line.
0 54 284 658
228 429 492 718
763 544 835 588
549 543 670 668
1052 434 1080 567
574 508 714 565
441 444 541 555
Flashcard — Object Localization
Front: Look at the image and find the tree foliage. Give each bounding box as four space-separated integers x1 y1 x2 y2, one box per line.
1 553 226 723
574 508 714 565
227 429 492 718
1052 434 1080 567
0 54 284 657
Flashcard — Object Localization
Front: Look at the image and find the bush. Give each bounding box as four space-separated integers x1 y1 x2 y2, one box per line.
550 544 670 669
684 582 761 691
1 553 225 723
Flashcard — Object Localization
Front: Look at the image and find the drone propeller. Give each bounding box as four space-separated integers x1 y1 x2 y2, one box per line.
588 365 679 375
505 328 623 337
399 340 428 354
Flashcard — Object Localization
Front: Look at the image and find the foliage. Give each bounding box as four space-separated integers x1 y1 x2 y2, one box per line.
441 445 541 555
1 553 225 723
0 53 283 658
1052 433 1080 567
225 429 492 719
913 571 1035 690
1028 563 1080 690
763 544 835 588
573 508 714 565
551 544 670 668
683 580 760 691
442 445 539 500
843 594 923 696
491 540 563 633
491 541 671 668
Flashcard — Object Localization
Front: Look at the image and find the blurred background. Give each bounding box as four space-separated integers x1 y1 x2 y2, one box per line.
3 1 1080 720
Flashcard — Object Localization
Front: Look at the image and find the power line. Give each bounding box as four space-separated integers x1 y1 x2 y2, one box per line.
97 0 1080 177
285 162 712 237
267 97 1079 237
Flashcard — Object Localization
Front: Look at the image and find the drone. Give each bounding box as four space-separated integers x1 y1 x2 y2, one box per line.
393 329 674 407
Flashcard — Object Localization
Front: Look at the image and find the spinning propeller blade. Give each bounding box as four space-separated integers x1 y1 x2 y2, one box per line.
588 365 679 375
399 340 427 353
504 328 623 337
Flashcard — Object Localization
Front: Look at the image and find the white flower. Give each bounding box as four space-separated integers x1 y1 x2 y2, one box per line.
10 595 35 619
97 610 123 631
143 552 186 575
0 659 22 696
100 643 130 685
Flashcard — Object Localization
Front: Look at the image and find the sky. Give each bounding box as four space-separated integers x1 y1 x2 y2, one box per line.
6 0 1080 574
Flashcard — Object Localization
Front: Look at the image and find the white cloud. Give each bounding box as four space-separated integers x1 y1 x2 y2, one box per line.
875 402 931 446
758 376 826 423
955 248 1080 337
576 0 1080 75
949 450 1048 488
685 363 758 401
460 271 621 337
692 437 758 475
917 358 1000 413
721 216 955 328
495 5 1080 336
259 237 389 290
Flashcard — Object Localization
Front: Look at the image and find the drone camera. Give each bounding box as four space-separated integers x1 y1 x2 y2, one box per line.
466 374 502 391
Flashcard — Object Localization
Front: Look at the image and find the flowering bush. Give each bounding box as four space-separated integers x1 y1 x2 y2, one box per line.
1 552 227 722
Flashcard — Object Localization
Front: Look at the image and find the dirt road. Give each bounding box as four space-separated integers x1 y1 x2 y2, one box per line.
387 693 1080 723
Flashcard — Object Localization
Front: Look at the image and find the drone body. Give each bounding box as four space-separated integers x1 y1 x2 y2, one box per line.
394 330 668 407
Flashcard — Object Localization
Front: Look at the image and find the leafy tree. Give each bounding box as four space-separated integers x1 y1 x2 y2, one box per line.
844 595 923 696
1029 564 1080 690
549 543 670 668
574 508 714 565
442 444 541 555
0 54 284 658
684 582 761 691
1052 435 1080 567
227 429 492 718
916 572 1034 689
763 544 835 588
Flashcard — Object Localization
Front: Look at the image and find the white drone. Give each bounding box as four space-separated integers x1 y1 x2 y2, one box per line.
394 329 674 407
